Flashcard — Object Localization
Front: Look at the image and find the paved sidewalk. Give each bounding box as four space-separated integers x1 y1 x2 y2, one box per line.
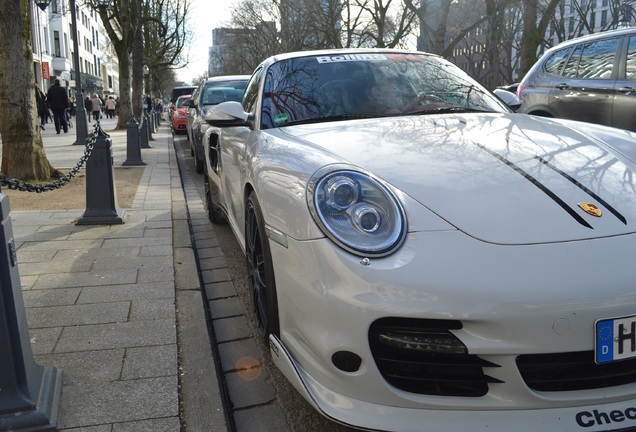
1 117 227 431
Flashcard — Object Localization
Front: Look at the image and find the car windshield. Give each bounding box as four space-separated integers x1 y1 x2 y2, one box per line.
203 81 248 105
260 52 509 129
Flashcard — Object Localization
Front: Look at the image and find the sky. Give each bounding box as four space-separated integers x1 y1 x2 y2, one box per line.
177 0 233 84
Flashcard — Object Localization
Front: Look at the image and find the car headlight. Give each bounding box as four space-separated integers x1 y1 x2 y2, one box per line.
307 168 406 257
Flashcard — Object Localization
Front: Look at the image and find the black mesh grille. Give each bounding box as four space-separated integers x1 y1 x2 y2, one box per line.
517 350 636 392
369 318 502 397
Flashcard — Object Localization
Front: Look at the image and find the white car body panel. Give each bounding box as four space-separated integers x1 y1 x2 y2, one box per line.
202 48 636 432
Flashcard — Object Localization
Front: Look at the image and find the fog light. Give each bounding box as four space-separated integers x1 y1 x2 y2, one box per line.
332 351 362 372
377 331 468 355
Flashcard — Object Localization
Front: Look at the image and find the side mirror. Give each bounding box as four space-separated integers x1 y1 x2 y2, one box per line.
182 98 195 108
493 88 521 111
204 101 253 126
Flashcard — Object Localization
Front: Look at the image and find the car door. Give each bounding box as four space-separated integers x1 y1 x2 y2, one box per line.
550 36 620 127
217 68 265 242
186 86 201 140
612 34 636 132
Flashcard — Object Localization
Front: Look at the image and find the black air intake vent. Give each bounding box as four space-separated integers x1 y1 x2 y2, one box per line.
369 318 502 397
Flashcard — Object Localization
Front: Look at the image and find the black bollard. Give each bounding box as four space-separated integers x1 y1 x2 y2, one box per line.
0 191 62 431
76 125 126 225
139 115 152 149
123 118 146 166
145 112 155 141
150 111 157 133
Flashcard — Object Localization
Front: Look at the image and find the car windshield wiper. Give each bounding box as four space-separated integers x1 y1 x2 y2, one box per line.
282 113 378 127
404 106 494 116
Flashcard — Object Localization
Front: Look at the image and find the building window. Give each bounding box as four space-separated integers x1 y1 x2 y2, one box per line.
54 31 61 57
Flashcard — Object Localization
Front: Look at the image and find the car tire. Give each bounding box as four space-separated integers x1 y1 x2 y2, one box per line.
204 175 226 224
246 192 280 340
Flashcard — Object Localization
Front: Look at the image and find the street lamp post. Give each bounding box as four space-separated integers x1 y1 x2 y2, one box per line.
33 0 112 145
68 0 88 145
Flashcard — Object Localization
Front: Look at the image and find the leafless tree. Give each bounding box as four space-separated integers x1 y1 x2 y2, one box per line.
89 0 139 129
143 0 192 97
90 0 190 128
519 0 562 77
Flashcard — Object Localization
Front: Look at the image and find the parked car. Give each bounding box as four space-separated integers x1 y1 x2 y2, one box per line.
518 28 636 131
202 48 636 432
170 85 197 104
170 95 190 134
168 85 197 119
183 75 249 173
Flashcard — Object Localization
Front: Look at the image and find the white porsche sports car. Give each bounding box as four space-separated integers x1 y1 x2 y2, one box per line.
202 49 636 432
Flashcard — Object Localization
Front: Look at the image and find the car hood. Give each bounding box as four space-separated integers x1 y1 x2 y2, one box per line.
278 113 636 244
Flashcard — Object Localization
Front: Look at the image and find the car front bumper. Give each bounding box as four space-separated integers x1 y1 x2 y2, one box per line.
268 229 636 431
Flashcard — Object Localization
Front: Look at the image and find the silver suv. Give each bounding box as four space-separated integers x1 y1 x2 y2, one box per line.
518 28 636 132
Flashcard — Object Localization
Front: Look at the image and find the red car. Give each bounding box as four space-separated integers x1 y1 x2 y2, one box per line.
171 94 191 134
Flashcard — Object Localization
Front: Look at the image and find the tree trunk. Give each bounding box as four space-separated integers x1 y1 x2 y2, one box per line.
519 0 562 77
433 0 453 54
117 53 134 130
0 0 57 180
485 0 502 88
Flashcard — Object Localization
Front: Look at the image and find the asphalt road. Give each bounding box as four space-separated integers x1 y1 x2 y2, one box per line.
172 132 359 432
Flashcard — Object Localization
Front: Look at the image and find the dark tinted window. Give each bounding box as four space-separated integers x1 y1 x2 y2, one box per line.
576 37 618 79
544 47 573 75
627 36 636 79
243 67 263 114
563 45 583 78
562 38 618 79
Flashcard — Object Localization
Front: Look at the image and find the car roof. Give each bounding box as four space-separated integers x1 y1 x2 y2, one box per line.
548 28 636 51
204 75 251 83
177 94 191 100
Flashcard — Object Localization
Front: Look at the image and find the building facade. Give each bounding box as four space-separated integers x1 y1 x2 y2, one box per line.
30 0 119 99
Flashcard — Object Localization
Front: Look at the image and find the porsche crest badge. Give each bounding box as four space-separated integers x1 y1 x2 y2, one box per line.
578 202 602 217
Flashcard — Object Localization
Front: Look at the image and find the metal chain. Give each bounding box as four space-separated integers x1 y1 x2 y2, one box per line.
0 123 99 193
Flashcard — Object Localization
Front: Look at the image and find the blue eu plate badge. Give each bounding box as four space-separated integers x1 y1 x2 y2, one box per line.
595 316 636 364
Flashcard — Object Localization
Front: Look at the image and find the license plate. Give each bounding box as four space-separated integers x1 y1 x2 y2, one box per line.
595 315 636 364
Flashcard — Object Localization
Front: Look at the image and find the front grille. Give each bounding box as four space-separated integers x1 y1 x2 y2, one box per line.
517 351 636 392
369 318 502 397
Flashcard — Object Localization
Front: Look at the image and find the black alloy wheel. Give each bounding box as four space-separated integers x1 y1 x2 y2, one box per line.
246 192 280 339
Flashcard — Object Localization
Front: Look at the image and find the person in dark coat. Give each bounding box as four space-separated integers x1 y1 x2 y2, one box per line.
46 78 69 134
35 84 48 130
84 96 92 123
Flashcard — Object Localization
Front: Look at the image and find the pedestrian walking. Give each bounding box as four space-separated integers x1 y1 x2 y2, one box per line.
69 96 76 117
105 96 116 118
90 94 102 122
35 83 48 130
143 94 153 113
46 78 69 134
84 96 92 123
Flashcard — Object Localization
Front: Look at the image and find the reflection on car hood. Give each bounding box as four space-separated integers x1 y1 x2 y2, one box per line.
279 113 636 244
